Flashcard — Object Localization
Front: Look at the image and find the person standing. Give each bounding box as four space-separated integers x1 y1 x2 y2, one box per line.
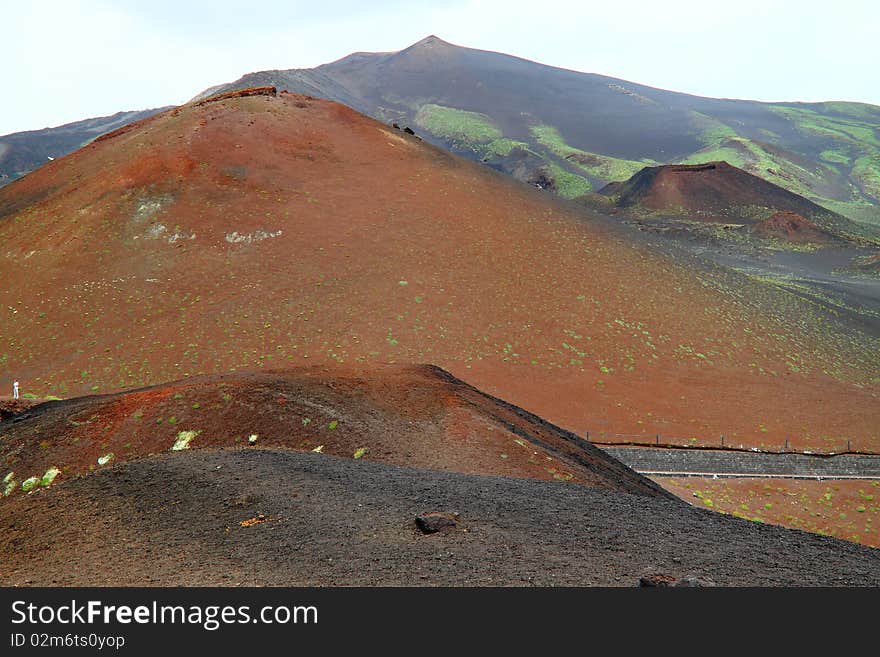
12 380 19 400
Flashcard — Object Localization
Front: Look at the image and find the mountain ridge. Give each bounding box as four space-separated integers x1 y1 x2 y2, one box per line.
0 107 171 187
5 37 879 226
198 36 880 225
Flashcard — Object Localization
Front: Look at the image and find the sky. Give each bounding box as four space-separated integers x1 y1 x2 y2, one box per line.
3 0 879 135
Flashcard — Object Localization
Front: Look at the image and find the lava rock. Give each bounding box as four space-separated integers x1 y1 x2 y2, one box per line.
415 512 459 534
675 576 715 587
638 573 679 587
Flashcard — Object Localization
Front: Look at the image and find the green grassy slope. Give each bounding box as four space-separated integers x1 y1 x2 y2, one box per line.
409 100 880 222
415 103 880 226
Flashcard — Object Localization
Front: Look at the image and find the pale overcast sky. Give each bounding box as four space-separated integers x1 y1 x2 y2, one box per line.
3 0 879 135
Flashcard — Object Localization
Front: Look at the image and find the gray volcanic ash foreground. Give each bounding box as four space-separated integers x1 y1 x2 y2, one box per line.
2 449 877 586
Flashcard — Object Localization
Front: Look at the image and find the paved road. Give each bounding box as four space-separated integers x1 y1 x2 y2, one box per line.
599 446 880 479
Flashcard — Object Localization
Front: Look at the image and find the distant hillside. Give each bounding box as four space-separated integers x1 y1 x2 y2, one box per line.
599 161 870 243
1 87 877 448
201 35 880 225
0 107 170 187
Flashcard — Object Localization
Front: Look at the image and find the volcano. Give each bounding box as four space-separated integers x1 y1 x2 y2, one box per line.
8 36 880 228
599 161 853 241
0 87 877 450
197 36 880 226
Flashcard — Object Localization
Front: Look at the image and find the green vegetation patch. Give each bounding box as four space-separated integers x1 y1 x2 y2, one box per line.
481 138 529 158
171 429 201 451
852 154 880 201
690 111 739 146
530 124 650 181
772 105 880 148
817 199 880 227
819 102 880 121
21 477 40 493
543 162 592 198
40 467 60 487
3 471 15 496
415 104 502 146
820 148 851 165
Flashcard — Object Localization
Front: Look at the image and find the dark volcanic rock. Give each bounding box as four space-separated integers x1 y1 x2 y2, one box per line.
415 512 459 534
676 576 715 587
638 573 679 587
